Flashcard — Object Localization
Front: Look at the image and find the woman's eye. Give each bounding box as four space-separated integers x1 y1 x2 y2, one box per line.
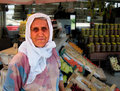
41 27 47 32
33 27 39 32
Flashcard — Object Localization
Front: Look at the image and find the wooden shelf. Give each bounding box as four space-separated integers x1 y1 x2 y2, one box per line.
89 52 120 61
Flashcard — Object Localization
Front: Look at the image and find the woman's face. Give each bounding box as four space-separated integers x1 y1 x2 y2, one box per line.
31 18 50 47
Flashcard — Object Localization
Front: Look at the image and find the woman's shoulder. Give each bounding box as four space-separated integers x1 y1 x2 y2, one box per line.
9 52 29 67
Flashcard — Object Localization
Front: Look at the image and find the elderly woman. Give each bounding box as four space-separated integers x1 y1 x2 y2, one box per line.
3 13 65 91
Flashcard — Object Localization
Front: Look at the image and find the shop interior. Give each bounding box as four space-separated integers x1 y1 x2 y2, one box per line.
0 0 120 90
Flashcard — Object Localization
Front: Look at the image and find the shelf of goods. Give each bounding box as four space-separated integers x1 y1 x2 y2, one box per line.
0 43 18 90
81 24 120 62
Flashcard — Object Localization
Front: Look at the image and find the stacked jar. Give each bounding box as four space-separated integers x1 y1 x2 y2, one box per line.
117 42 120 51
101 42 106 52
105 35 110 42
111 42 117 52
106 42 111 52
95 42 100 52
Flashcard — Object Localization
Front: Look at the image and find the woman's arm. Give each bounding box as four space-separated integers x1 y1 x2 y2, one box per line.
59 80 65 91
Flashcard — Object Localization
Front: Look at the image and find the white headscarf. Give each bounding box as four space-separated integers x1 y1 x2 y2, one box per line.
18 13 56 84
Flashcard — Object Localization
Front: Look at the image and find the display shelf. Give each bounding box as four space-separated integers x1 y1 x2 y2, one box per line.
89 52 120 61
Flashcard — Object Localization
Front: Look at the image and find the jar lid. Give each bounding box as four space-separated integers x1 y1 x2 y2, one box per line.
111 35 115 37
106 42 111 45
116 35 119 37
89 35 93 37
90 43 94 45
105 35 109 37
101 42 105 45
94 35 98 37
100 35 103 37
95 42 100 45
112 42 116 45
117 42 120 45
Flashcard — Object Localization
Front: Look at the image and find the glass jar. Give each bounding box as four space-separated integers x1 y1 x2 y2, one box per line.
106 28 110 35
106 42 111 52
111 35 115 42
90 28 94 35
111 42 117 52
95 42 100 52
115 35 120 42
105 35 110 42
90 43 95 53
115 24 118 29
118 28 120 35
86 28 89 36
98 29 102 36
115 28 118 35
117 42 120 51
110 28 114 35
81 28 85 36
99 35 104 43
102 29 106 36
101 42 106 52
94 29 98 35
94 35 99 43
84 35 88 44
89 35 93 43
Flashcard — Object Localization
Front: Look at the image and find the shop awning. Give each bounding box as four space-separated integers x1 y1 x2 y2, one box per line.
0 0 77 5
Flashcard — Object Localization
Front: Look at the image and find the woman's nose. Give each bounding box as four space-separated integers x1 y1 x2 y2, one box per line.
38 29 44 36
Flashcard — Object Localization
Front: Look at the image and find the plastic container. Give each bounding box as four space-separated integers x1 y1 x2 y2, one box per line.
111 35 115 42
105 35 110 42
99 35 104 43
111 42 117 52
115 35 120 42
101 42 106 52
94 35 99 43
95 42 100 52
106 42 111 52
